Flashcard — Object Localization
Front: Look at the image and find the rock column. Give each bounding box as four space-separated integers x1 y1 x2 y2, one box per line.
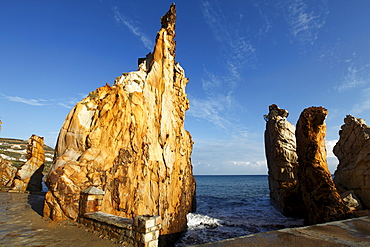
264 104 303 218
295 107 350 224
333 115 370 208
11 134 45 192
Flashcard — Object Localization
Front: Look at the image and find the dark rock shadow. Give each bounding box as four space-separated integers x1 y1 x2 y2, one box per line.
26 164 44 192
27 193 45 217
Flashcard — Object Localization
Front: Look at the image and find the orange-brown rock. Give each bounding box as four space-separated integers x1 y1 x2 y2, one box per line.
11 135 45 192
333 115 370 209
44 3 195 239
295 107 350 224
0 156 17 187
264 104 303 218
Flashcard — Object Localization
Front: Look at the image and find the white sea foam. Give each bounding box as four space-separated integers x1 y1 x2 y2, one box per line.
186 213 222 230
175 175 304 246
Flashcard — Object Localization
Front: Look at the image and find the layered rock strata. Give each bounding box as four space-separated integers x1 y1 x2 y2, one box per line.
264 104 303 218
295 107 350 224
44 3 195 238
11 135 45 192
333 115 370 208
0 156 16 187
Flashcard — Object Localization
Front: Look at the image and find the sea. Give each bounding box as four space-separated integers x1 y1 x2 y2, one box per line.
175 175 304 246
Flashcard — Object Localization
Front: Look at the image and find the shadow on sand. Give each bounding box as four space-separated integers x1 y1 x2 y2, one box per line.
27 193 45 217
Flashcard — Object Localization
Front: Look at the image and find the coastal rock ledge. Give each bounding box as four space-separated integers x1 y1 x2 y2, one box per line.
44 3 196 240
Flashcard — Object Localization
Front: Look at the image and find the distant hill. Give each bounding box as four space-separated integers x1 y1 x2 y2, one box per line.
0 137 54 174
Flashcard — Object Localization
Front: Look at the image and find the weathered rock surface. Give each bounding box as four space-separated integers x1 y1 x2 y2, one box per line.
44 3 195 238
333 115 370 209
340 190 362 211
264 104 303 218
11 134 45 192
0 156 17 187
295 107 350 224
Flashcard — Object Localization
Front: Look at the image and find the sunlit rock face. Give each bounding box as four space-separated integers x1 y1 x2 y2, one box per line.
44 4 196 237
264 104 303 218
0 156 16 187
11 135 45 192
295 107 350 225
334 115 370 209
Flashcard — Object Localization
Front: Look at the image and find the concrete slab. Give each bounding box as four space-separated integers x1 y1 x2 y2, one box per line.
194 217 370 247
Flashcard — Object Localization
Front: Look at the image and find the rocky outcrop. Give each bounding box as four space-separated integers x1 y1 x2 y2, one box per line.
264 104 303 218
333 115 370 209
0 156 17 187
44 3 195 239
11 135 45 192
295 107 350 224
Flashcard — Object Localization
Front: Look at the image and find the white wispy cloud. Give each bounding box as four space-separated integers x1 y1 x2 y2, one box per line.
285 0 328 45
56 101 76 109
112 6 153 50
192 137 267 175
201 0 256 75
337 64 370 92
189 1 256 131
326 139 339 173
188 96 232 129
187 69 241 130
0 93 79 109
326 139 337 158
1 94 46 106
332 51 370 115
349 89 370 115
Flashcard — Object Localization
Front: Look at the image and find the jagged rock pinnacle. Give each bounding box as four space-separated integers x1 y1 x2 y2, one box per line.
44 5 195 241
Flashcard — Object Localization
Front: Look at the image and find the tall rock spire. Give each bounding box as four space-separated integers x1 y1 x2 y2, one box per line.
295 107 350 224
264 104 303 218
44 4 195 240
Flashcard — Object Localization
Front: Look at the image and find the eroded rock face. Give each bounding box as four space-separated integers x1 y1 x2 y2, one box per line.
264 104 303 218
44 4 195 237
12 135 45 192
0 156 17 187
295 107 350 224
333 115 370 209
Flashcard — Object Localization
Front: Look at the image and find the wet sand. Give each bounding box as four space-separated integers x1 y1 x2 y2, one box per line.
0 192 118 246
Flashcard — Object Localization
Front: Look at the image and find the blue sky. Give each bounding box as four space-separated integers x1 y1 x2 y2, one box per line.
1 1 370 175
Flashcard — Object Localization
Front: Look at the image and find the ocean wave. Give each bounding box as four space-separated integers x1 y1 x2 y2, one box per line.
186 213 222 230
175 176 304 246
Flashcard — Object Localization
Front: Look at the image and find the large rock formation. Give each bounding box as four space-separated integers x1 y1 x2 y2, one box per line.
333 115 370 209
295 107 350 224
0 156 17 187
44 3 196 239
11 134 45 192
264 104 303 218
